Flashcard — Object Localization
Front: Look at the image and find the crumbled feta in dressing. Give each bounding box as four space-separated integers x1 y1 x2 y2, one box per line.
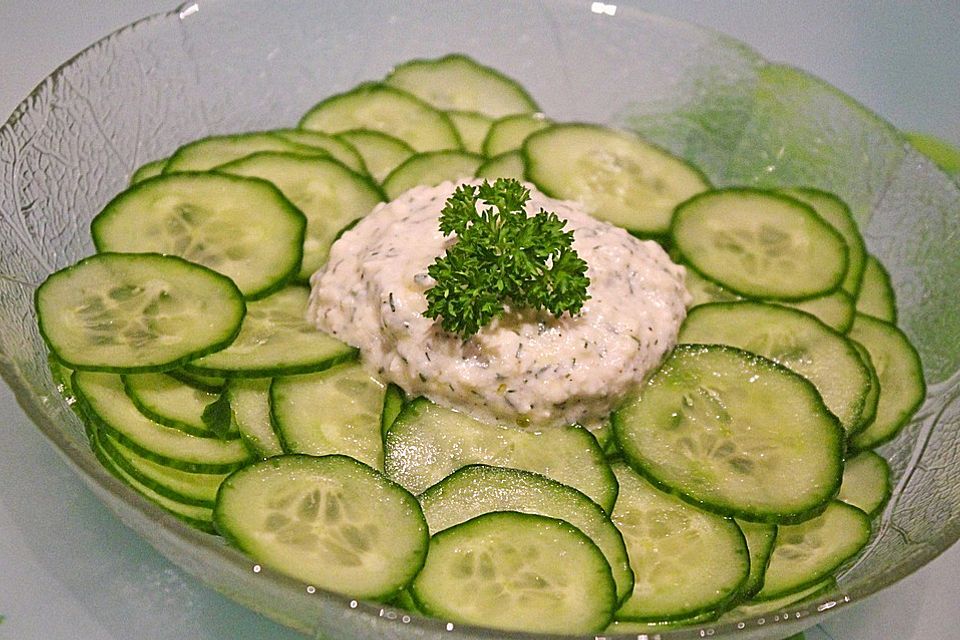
307 180 690 429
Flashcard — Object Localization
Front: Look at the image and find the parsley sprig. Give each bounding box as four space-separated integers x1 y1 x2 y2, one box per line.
424 179 590 337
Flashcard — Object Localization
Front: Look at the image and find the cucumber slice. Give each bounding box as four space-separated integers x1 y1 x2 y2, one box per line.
848 314 926 452
755 501 871 601
36 253 245 373
90 425 216 533
270 362 386 470
719 578 835 622
672 189 848 300
385 398 617 512
605 610 719 633
382 150 483 200
678 301 873 434
214 455 429 600
227 378 284 458
385 54 539 118
74 371 251 473
48 354 76 402
91 173 306 300
98 429 228 507
214 151 383 280
336 129 415 183
684 266 743 307
446 110 493 154
838 451 892 518
163 132 326 173
130 158 167 184
849 340 881 437
300 82 461 152
855 255 897 323
779 187 866 296
389 589 422 614
482 112 551 157
167 369 227 394
524 123 709 234
785 289 856 334
418 464 634 605
610 461 748 621
186 286 356 378
474 150 525 181
614 344 844 524
411 511 616 634
270 129 367 174
684 268 855 333
737 520 778 599
380 383 406 436
587 417 615 452
123 372 240 440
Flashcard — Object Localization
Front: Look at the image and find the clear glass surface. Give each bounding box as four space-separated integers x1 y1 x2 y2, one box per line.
0 1 957 638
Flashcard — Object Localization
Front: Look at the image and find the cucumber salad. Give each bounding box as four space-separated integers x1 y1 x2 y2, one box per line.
36 54 925 634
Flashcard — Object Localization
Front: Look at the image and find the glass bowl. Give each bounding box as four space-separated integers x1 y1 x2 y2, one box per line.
1 1 957 638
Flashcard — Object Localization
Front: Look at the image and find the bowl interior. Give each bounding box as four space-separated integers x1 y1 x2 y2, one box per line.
1 1 958 638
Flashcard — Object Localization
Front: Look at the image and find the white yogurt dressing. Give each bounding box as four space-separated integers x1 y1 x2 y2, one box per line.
307 180 690 429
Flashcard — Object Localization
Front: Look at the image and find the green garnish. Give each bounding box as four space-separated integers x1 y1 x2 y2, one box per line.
424 178 590 337
201 392 234 440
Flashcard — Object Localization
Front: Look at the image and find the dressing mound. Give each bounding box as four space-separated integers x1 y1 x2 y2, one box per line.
307 180 690 429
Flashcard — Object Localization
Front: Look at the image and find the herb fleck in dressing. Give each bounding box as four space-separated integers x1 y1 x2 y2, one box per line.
308 180 690 428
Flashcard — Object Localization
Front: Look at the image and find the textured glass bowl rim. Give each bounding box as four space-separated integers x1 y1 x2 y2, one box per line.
1 2 957 639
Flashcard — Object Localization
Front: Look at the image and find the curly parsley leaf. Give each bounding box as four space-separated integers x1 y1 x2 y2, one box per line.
424 178 590 337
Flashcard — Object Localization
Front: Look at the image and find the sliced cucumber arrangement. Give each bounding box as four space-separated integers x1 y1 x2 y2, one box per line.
130 158 167 184
412 511 616 633
778 187 867 296
614 344 844 523
684 266 856 333
122 372 240 439
482 112 551 157
673 188 848 299
74 371 252 473
856 255 898 322
380 383 406 436
385 54 538 118
300 82 461 152
524 123 710 234
37 253 245 372
38 53 926 635
382 150 484 200
446 110 493 154
163 131 327 173
270 128 368 174
185 286 356 377
611 461 749 622
98 429 229 507
90 425 217 532
227 378 284 458
214 151 383 281
838 450 892 517
848 314 926 451
92 173 306 299
737 520 779 598
475 150 525 180
214 455 429 600
336 129 415 183
418 464 634 605
678 301 873 435
384 398 617 512
755 501 871 600
271 362 386 470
